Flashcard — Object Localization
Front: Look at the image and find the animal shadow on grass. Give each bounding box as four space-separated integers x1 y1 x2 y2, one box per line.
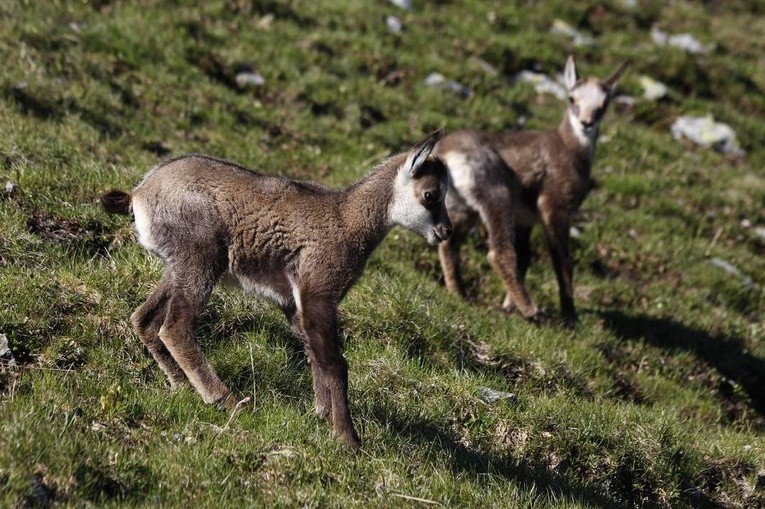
598 310 765 421
196 304 312 402
367 404 616 507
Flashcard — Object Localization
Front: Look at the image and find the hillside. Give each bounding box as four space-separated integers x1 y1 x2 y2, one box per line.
1 1 763 507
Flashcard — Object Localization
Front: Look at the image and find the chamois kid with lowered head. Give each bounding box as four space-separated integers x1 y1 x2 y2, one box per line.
101 130 451 449
435 56 626 325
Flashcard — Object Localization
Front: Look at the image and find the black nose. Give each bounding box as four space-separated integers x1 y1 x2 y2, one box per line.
436 224 452 241
581 119 595 129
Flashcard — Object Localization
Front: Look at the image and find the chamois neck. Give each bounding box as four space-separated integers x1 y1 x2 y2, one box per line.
559 110 598 164
340 159 399 254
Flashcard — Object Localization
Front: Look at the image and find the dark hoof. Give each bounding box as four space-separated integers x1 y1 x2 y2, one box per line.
344 435 362 451
336 429 361 451
500 303 517 315
526 310 551 325
216 394 240 412
561 313 579 329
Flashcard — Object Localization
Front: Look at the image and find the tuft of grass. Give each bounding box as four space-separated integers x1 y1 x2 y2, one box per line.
1 1 764 507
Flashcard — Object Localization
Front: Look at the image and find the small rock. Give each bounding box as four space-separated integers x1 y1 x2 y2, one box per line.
69 21 81 32
569 226 582 239
708 257 755 288
477 387 517 404
550 19 595 47
754 226 765 240
5 181 17 195
651 26 713 54
0 333 14 365
614 95 636 107
740 218 751 228
255 14 274 30
386 15 403 34
619 0 637 7
511 70 567 100
639 75 669 100
389 0 411 10
671 115 745 157
235 71 265 88
423 72 471 98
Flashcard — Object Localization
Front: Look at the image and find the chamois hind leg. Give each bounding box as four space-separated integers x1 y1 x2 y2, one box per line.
131 276 188 387
501 225 534 313
515 225 533 283
158 263 236 409
297 292 359 449
478 200 540 320
540 207 577 326
282 304 331 421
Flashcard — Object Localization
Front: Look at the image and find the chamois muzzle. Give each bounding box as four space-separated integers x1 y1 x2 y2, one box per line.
433 222 452 243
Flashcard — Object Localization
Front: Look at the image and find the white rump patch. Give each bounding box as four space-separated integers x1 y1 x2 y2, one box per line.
442 152 483 210
132 199 157 252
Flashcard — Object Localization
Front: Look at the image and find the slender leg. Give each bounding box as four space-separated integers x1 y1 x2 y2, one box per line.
499 225 534 313
479 206 540 319
540 210 577 326
296 294 359 449
282 304 331 421
515 225 533 283
439 193 473 299
157 265 236 409
130 276 188 387
438 230 466 297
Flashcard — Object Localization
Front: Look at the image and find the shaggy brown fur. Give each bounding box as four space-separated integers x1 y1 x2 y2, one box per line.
102 130 451 448
435 56 626 325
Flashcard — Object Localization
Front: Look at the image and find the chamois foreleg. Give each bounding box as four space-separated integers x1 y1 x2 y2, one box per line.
297 293 359 449
540 207 577 326
438 231 466 297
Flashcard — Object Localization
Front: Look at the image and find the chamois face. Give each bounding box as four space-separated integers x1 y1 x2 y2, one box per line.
568 79 610 135
563 55 626 139
390 157 452 246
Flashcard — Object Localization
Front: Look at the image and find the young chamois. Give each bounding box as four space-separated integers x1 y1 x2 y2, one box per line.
100 130 451 449
435 56 626 325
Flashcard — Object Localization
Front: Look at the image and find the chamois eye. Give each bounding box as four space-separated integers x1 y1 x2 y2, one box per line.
424 190 438 204
568 96 575 104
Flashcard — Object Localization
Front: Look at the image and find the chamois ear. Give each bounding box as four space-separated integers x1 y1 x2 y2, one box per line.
604 61 628 96
404 128 444 178
564 54 577 91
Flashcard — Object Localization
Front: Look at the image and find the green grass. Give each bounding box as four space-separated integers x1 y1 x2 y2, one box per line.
1 0 764 507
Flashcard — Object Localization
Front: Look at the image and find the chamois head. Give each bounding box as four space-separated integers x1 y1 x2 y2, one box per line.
389 129 452 246
563 55 627 138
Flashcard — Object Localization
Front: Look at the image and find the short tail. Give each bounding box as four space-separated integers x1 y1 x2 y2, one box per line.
100 189 132 215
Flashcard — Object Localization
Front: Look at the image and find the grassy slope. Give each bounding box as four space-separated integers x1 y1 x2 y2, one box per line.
1 0 763 507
